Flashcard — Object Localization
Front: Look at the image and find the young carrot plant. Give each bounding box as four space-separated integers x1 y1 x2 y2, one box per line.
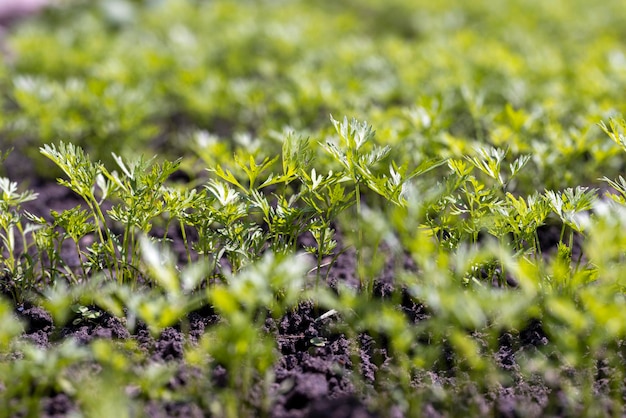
40 142 119 280
0 177 41 302
100 153 182 283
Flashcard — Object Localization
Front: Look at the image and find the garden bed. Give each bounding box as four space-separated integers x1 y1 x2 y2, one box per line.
2 1 626 417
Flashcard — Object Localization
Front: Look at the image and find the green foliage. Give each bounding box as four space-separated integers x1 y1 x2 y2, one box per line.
10 76 158 171
0 298 23 351
0 0 623 189
2 0 626 416
0 340 90 416
1 110 626 415
192 252 309 416
0 177 41 302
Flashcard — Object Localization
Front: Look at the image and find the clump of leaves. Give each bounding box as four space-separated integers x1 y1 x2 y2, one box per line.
0 177 41 302
40 142 188 286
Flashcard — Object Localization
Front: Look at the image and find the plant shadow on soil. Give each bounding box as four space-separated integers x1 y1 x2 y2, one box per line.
5 179 596 418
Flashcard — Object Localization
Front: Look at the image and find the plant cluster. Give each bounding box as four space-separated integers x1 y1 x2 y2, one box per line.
0 0 626 417
0 0 623 190
0 115 625 415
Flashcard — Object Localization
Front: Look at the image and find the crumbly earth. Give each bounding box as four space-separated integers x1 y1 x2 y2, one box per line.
5 179 595 418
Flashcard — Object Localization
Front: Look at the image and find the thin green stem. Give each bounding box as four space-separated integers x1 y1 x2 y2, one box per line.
87 196 118 281
315 227 326 292
179 220 192 265
559 223 566 246
533 230 542 262
73 240 87 281
354 181 365 294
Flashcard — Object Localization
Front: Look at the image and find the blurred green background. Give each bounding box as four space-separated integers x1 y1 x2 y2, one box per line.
0 0 624 191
